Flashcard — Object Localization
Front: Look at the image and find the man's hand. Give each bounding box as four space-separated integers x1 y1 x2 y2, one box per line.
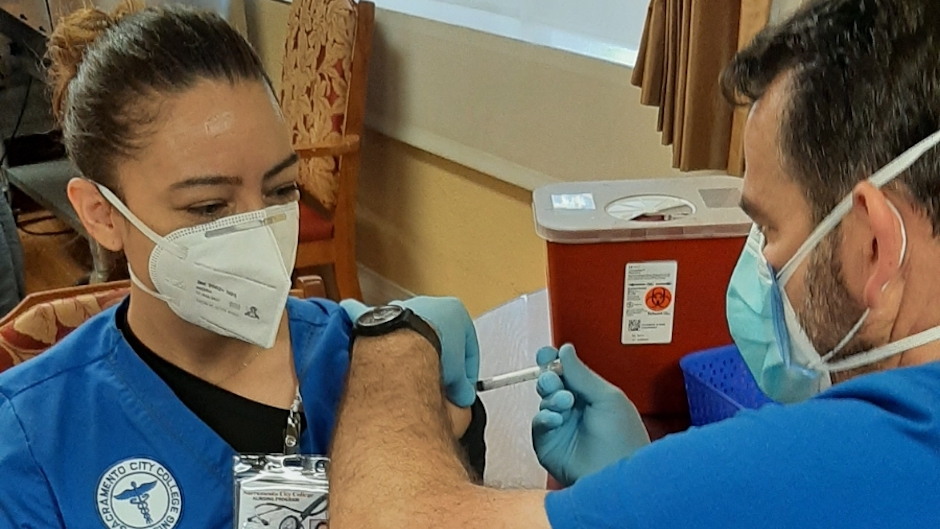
340 297 480 408
531 344 651 487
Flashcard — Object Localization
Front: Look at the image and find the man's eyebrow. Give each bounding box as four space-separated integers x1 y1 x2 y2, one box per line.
169 153 300 190
739 195 770 225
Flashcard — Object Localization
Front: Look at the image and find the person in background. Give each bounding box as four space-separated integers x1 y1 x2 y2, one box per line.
328 0 940 527
0 4 484 527
0 188 26 316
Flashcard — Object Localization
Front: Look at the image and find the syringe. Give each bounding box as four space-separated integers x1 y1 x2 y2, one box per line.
475 359 563 392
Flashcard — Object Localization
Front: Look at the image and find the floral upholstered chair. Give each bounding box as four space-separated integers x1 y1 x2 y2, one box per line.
280 0 375 301
0 282 129 372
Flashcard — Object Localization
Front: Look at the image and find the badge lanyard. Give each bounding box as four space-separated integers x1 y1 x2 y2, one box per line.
284 388 302 455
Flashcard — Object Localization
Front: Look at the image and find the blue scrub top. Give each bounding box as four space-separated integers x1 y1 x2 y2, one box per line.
546 362 940 528
0 297 351 528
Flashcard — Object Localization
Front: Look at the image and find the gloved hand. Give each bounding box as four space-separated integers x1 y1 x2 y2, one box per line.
531 344 650 486
340 297 480 408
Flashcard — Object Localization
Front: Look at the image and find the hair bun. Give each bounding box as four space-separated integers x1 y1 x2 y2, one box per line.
46 0 142 123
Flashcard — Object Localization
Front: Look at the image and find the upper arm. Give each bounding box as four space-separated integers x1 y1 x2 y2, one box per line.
433 487 551 529
480 488 552 529
0 396 64 528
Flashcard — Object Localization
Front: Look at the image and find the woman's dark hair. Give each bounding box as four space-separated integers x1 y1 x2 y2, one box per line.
46 1 270 190
721 0 940 235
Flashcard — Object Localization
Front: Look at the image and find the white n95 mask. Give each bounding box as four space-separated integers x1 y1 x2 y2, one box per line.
97 184 299 349
727 128 940 403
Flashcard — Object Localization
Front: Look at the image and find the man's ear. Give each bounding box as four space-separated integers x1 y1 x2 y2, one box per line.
851 182 905 307
67 178 124 252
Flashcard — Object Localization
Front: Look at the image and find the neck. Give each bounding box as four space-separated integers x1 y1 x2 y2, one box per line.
890 244 940 368
125 283 287 382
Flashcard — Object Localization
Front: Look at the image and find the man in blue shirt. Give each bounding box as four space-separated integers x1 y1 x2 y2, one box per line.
327 1 940 527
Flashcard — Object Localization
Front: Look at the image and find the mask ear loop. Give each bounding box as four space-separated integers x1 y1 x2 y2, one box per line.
885 201 908 275
93 182 185 304
825 326 940 372
95 183 187 259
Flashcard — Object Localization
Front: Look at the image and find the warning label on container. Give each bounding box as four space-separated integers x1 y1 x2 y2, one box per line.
621 261 678 345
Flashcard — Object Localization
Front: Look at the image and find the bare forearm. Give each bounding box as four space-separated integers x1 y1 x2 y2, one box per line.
330 330 473 527
331 329 551 529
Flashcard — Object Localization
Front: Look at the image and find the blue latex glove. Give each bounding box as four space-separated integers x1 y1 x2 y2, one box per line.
340 297 480 408
531 344 650 486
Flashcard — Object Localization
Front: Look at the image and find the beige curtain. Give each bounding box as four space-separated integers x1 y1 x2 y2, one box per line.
631 0 772 175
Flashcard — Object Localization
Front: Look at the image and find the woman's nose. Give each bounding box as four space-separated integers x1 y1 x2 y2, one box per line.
238 192 269 213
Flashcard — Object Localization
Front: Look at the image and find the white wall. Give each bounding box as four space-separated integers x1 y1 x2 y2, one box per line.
371 0 650 61
423 0 650 50
364 8 682 192
771 0 807 23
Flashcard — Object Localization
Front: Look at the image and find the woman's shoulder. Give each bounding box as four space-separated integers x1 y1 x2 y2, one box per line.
286 296 347 327
287 297 351 380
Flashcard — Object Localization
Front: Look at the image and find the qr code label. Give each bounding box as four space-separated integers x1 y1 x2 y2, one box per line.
627 319 641 332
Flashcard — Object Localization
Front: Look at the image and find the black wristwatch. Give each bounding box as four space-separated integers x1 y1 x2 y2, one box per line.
352 305 442 355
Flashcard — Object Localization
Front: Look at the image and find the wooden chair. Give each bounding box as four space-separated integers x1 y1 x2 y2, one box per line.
279 0 375 301
0 276 326 373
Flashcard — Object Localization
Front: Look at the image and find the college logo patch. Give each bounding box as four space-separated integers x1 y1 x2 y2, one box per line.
96 458 183 529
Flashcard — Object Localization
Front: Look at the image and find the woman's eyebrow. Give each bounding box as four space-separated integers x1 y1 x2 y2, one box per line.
169 153 300 190
170 175 241 190
263 153 299 181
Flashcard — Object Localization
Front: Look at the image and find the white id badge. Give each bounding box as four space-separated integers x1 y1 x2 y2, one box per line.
234 454 329 529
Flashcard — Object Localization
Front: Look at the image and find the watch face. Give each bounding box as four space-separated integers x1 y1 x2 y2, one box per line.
359 305 405 327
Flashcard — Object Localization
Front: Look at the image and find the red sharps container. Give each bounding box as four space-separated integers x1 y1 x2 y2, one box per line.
533 176 750 420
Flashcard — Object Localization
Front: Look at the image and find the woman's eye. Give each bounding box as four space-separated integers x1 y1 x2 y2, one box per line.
186 202 227 218
272 183 301 200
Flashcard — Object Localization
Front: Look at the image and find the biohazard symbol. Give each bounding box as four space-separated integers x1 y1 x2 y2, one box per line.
645 287 672 312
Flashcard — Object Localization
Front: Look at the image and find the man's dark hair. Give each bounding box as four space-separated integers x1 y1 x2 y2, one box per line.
722 0 940 233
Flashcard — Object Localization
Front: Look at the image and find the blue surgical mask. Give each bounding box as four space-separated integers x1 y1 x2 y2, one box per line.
727 128 940 403
726 226 828 403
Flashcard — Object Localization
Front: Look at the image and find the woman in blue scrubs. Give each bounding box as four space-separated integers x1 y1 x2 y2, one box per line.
0 4 484 527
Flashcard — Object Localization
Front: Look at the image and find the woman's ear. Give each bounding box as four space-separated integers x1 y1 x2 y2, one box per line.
67 178 125 252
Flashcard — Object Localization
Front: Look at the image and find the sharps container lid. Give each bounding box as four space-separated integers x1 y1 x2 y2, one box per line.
533 176 751 243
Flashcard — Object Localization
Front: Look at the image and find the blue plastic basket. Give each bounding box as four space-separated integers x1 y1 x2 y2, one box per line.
680 345 776 426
